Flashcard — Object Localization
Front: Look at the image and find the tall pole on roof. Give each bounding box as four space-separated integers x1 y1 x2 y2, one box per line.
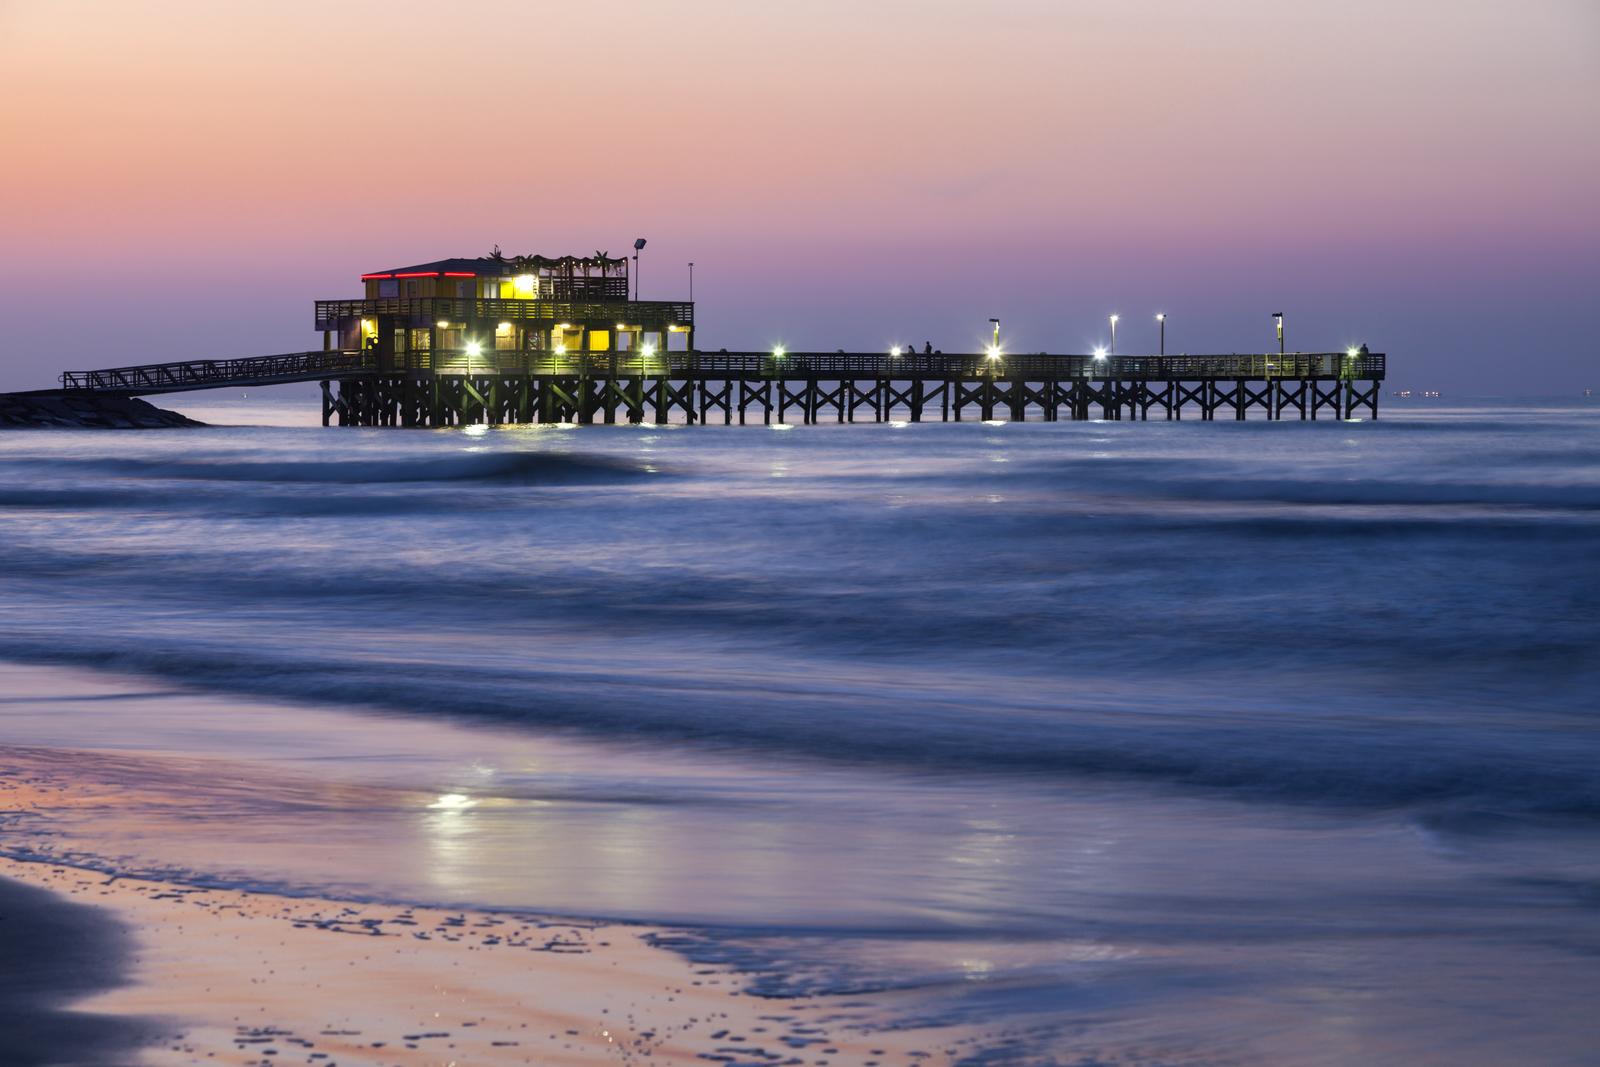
633 238 647 302
689 262 694 302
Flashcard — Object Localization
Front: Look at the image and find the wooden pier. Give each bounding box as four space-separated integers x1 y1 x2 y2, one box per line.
63 349 1385 425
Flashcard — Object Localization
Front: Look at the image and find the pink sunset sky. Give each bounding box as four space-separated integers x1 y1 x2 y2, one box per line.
1 0 1595 392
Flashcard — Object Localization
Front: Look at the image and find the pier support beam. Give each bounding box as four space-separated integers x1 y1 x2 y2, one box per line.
322 364 1382 428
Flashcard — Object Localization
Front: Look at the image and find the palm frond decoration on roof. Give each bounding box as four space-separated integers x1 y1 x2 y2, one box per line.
493 250 629 276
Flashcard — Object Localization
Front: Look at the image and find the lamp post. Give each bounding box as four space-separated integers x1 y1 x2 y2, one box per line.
1272 312 1284 356
688 261 694 302
1156 313 1166 356
1109 314 1119 356
633 238 647 301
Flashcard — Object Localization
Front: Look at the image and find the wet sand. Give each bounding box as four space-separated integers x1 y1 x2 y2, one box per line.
0 851 984 1066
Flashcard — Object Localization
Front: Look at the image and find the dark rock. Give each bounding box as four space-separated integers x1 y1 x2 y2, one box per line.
0 391 204 429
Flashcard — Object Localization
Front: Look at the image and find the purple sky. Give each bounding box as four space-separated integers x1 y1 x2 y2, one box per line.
1 0 1596 393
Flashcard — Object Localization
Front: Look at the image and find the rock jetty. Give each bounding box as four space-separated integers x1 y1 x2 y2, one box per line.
0 392 203 429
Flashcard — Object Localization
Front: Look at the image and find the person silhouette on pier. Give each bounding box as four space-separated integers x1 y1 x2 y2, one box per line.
924 341 933 355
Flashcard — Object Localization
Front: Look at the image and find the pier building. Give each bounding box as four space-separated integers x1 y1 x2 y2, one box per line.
321 249 694 373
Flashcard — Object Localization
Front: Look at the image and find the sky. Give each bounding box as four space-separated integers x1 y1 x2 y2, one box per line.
1 0 1596 393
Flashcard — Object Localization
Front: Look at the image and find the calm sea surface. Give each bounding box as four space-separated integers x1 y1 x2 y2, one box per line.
1 400 1597 1064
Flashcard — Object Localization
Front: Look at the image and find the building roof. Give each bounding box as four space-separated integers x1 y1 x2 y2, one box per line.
362 252 631 280
362 258 503 280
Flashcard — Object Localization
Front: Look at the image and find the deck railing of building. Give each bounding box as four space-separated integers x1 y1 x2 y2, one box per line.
314 297 696 331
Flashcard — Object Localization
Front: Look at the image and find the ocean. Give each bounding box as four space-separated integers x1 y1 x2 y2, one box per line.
2 399 1597 1064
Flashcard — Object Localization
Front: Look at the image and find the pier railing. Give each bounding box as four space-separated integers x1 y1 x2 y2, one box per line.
61 350 377 393
62 350 1384 394
413 350 1384 380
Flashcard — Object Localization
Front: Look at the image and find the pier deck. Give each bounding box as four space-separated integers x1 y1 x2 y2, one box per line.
62 349 1385 424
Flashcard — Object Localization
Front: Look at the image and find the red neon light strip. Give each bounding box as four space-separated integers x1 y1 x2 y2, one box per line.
360 273 393 280
442 271 476 278
394 271 439 278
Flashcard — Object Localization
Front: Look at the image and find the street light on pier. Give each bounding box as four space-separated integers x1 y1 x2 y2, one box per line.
1272 312 1284 356
633 238 647 301
1156 313 1166 356
1109 314 1119 355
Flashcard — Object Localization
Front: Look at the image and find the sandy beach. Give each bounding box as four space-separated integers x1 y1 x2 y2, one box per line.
0 850 986 1066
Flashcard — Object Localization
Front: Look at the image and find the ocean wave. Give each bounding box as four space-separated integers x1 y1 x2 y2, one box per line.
11 450 653 485
0 637 1595 818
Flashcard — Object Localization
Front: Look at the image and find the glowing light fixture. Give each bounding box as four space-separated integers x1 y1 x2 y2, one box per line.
986 345 1001 360
465 341 483 357
641 343 656 357
554 343 568 355
513 274 536 295
890 346 902 357
436 320 450 329
1094 347 1108 360
1346 347 1359 358
772 345 786 359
